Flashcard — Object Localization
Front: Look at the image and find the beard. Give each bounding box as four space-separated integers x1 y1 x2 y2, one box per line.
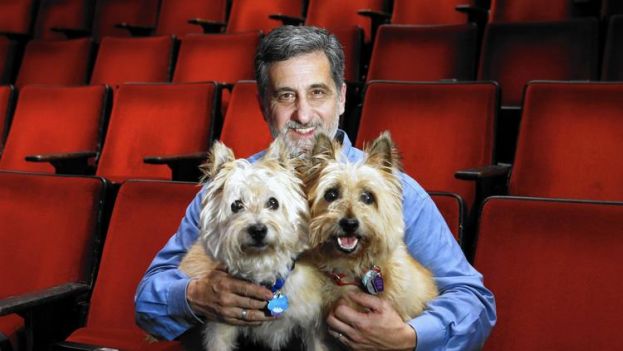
269 115 340 157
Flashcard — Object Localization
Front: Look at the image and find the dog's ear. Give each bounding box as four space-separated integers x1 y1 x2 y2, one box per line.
263 136 293 170
200 141 235 182
364 131 402 173
310 132 338 164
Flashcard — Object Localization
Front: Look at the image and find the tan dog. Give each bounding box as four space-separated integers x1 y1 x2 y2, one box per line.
180 138 326 351
298 132 438 345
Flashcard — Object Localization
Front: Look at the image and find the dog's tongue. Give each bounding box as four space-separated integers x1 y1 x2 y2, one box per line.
337 236 359 250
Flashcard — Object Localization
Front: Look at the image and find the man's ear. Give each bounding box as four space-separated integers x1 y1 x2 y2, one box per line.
200 141 235 182
338 82 347 116
257 92 269 122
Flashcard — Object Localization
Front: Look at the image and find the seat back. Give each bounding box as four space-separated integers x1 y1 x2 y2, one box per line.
391 0 472 25
478 19 599 107
90 36 174 86
16 38 94 88
173 32 260 84
0 85 108 173
509 81 623 201
356 81 497 208
84 180 197 331
92 0 160 40
367 24 478 82
475 196 623 350
429 192 465 241
33 0 94 39
0 171 106 297
155 0 228 36
602 15 623 81
0 0 36 35
226 0 302 33
219 81 272 158
306 0 385 43
0 85 14 153
96 83 217 182
490 0 587 23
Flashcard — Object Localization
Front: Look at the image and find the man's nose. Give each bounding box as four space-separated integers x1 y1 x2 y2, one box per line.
293 96 313 124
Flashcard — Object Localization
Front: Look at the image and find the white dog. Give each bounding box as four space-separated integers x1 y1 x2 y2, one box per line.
180 138 326 351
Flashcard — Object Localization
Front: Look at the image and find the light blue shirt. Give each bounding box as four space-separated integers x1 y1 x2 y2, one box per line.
135 131 496 350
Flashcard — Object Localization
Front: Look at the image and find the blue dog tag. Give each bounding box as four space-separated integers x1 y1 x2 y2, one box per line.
267 293 288 317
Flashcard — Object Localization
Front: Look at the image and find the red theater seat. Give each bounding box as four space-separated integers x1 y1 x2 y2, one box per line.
219 81 272 158
475 196 623 350
16 38 94 88
226 0 302 34
33 0 93 39
156 0 227 36
0 85 109 174
390 0 475 25
429 192 465 242
95 83 217 183
478 19 599 107
489 0 595 23
90 36 174 86
56 180 195 351
0 0 36 35
367 24 478 82
0 171 107 351
509 81 623 202
92 0 160 40
304 0 385 44
355 81 497 210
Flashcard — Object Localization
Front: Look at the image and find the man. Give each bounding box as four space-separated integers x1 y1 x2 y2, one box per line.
136 26 496 350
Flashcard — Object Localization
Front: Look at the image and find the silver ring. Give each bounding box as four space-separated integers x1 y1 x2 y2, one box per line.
337 333 343 339
240 308 248 320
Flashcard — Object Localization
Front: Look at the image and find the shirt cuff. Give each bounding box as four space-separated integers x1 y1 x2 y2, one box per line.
409 314 447 351
168 276 203 324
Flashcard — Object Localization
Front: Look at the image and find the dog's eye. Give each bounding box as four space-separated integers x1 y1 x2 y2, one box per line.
266 197 279 210
231 200 244 213
324 188 339 202
360 191 375 205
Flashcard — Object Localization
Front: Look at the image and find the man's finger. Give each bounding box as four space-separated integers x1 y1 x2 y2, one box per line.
230 280 274 301
327 311 357 338
226 292 269 310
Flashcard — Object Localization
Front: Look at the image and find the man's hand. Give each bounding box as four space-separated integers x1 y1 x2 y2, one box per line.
327 291 417 351
186 266 275 326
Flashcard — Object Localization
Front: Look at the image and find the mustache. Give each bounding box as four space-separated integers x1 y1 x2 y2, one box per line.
283 121 321 130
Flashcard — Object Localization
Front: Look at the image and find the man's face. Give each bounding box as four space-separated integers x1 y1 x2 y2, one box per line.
263 51 346 155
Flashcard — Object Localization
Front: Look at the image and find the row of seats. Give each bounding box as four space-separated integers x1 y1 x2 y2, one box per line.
3 16 623 107
2 80 622 245
1 0 622 41
2 171 621 350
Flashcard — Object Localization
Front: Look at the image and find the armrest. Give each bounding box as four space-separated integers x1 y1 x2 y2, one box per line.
268 14 305 26
53 341 116 351
144 152 209 182
357 9 391 23
187 18 226 33
114 22 154 37
50 27 91 39
455 4 489 23
25 151 97 175
455 164 511 181
0 283 89 316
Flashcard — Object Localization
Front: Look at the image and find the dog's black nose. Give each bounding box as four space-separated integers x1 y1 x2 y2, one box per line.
247 223 267 242
339 218 359 233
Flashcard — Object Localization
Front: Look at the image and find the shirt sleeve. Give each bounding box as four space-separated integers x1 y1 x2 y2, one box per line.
400 175 497 351
134 189 204 340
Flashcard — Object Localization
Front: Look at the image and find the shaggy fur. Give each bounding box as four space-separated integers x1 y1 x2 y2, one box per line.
298 132 438 346
180 138 326 351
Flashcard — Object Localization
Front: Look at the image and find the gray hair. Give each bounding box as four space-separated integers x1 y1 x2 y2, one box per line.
255 25 345 103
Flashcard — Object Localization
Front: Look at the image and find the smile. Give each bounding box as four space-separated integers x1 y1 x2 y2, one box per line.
290 127 315 136
336 235 360 253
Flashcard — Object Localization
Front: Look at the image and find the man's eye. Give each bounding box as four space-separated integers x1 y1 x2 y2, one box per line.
277 92 295 102
310 89 327 98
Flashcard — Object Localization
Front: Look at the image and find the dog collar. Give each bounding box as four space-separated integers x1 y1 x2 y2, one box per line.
327 265 384 295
